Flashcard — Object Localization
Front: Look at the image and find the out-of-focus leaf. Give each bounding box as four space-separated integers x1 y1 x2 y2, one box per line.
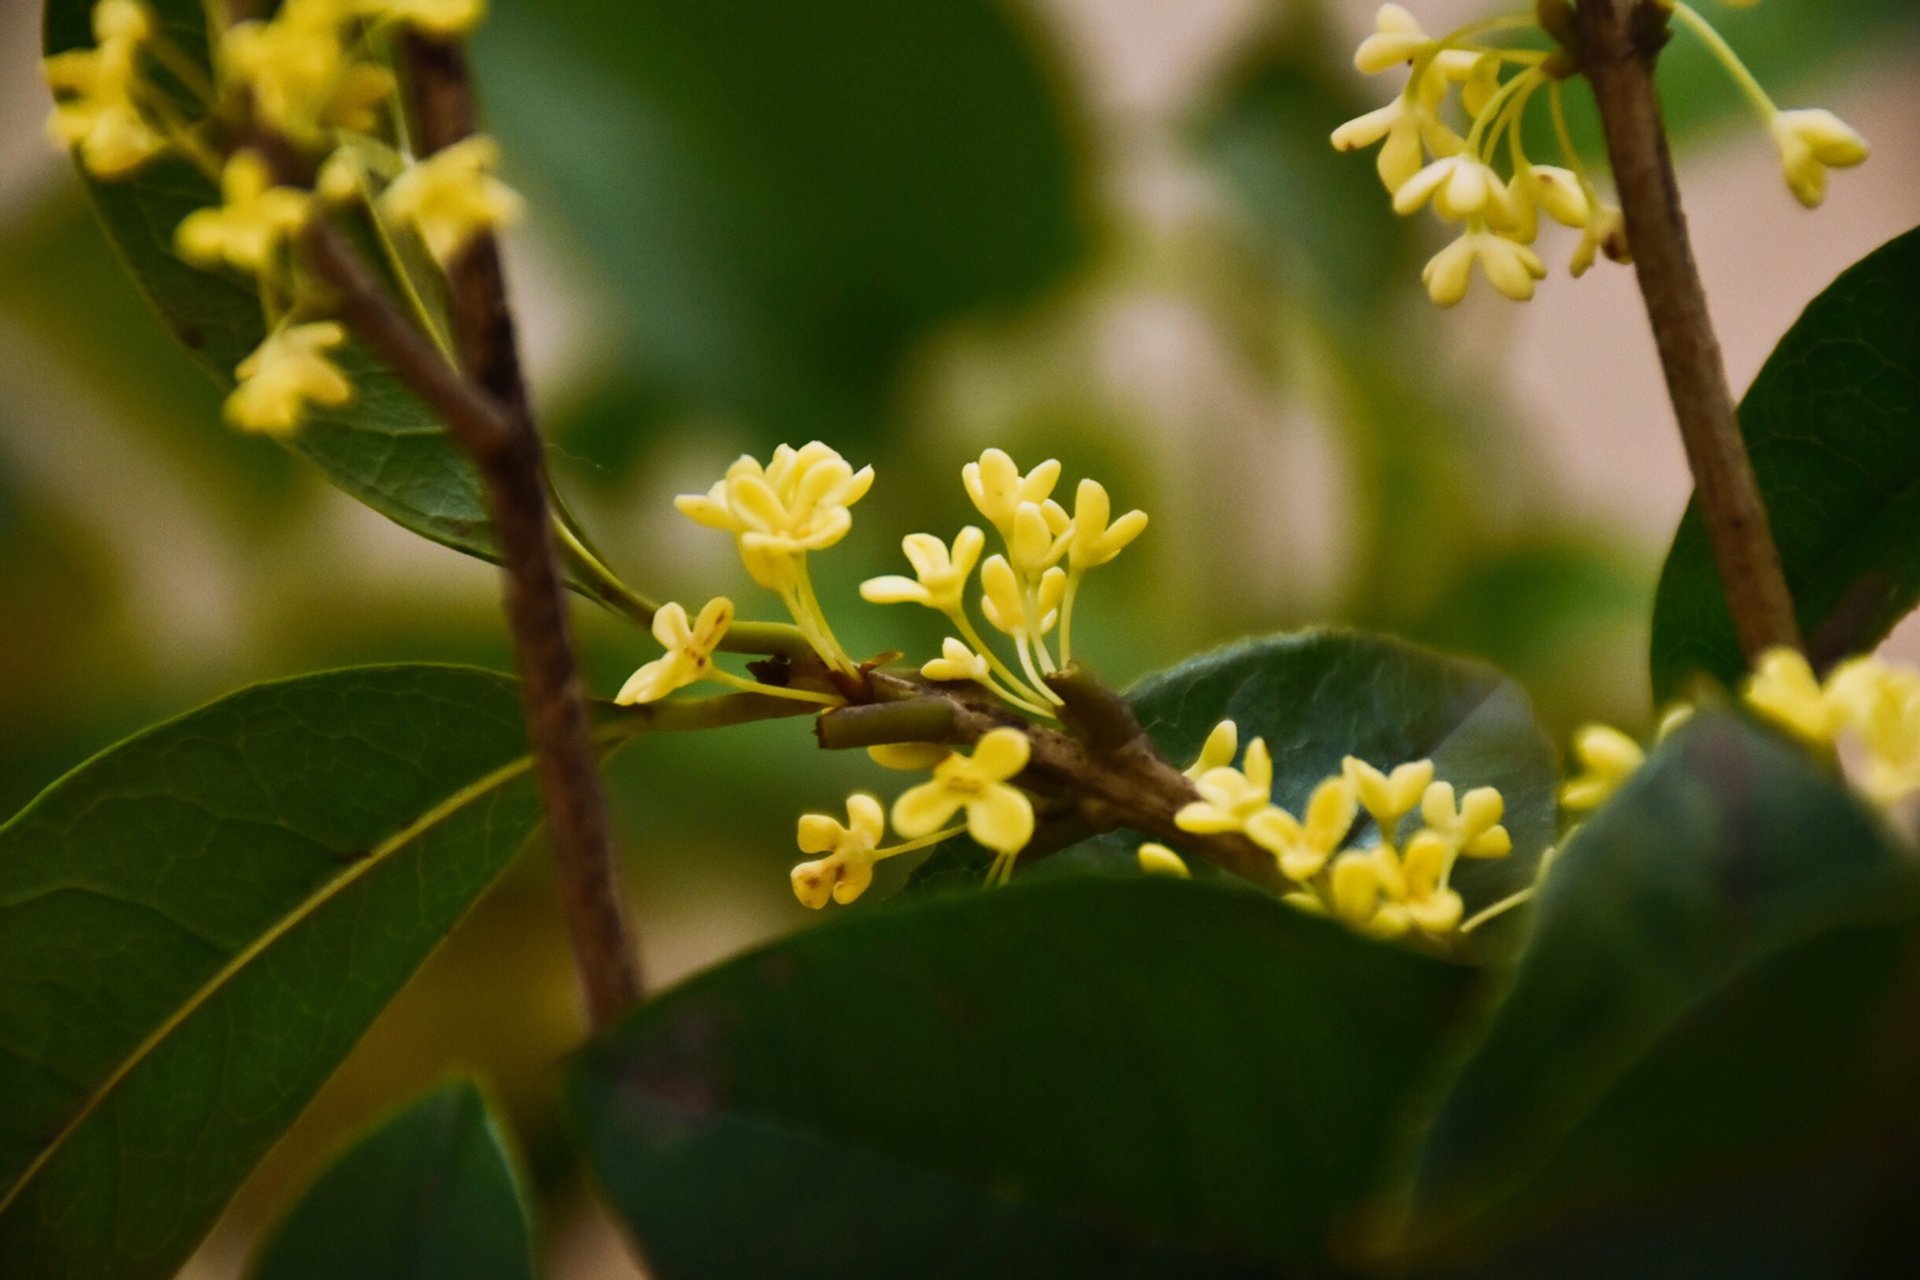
1196 25 1421 315
1411 713 1920 1265
1650 227 1920 701
476 0 1089 446
914 630 1557 917
0 196 299 513
568 876 1474 1277
0 666 544 1279
252 1079 535 1280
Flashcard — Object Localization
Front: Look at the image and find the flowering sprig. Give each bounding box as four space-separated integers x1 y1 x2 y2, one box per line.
1168 721 1524 946
46 0 511 435
1331 2 1868 307
862 448 1147 717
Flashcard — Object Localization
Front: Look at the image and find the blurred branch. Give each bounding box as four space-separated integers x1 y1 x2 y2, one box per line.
1575 0 1801 662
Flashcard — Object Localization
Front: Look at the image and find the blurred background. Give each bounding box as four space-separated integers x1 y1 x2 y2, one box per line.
2 0 1916 1273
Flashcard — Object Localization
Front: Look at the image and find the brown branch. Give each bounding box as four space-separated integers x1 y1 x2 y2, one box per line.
820 671 1285 889
297 34 646 1027
1575 0 1801 662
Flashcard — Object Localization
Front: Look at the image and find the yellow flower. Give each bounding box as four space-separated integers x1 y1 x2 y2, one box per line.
921 637 991 685
1394 154 1513 225
376 0 487 35
1569 201 1629 277
979 555 1065 639
1328 831 1462 939
961 448 1062 539
1066 479 1148 573
175 150 310 275
860 527 984 612
791 793 886 909
1560 723 1645 812
1136 843 1191 878
1420 780 1512 858
891 727 1034 856
1423 228 1547 306
1342 756 1434 830
1770 109 1869 209
1827 658 1920 807
867 742 949 771
225 321 353 434
220 3 395 141
678 443 873 572
43 1 163 178
1743 647 1838 746
1247 774 1358 882
379 135 522 264
1008 501 1070 578
1330 66 1460 193
1353 4 1430 75
1184 719 1238 780
615 597 734 705
1177 738 1273 835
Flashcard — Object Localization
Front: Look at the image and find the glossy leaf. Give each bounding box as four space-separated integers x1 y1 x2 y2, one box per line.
915 630 1558 909
252 1079 535 1280
568 876 1474 1277
0 666 543 1279
1651 227 1920 700
1411 712 1920 1262
476 0 1089 445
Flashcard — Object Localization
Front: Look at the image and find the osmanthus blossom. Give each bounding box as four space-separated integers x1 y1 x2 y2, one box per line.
1330 1 1867 306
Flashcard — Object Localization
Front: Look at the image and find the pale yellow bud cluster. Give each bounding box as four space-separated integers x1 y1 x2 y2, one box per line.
791 728 1038 907
1332 3 1867 308
48 0 519 438
862 449 1147 718
1331 4 1621 306
1168 720 1517 944
676 441 874 677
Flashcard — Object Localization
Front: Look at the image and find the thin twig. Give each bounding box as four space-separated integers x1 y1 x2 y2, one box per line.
307 33 646 1026
1574 0 1801 662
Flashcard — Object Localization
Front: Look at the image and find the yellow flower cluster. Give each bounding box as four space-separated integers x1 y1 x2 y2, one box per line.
1331 3 1866 307
1172 720 1516 943
791 729 1036 908
862 448 1147 717
1562 647 1920 818
47 0 513 438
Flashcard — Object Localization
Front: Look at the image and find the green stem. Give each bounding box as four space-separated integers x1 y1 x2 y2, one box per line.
1670 1 1777 121
708 667 843 706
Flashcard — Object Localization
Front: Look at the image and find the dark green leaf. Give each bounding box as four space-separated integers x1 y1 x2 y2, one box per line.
1650 226 1920 701
476 0 1089 445
568 876 1474 1277
1411 712 1920 1261
252 1079 535 1280
915 631 1558 911
0 666 543 1279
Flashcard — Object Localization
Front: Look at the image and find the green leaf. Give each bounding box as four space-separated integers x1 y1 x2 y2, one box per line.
475 0 1089 445
915 631 1558 911
1650 227 1920 701
567 876 1475 1277
1410 712 1920 1262
252 1079 536 1280
0 665 545 1279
